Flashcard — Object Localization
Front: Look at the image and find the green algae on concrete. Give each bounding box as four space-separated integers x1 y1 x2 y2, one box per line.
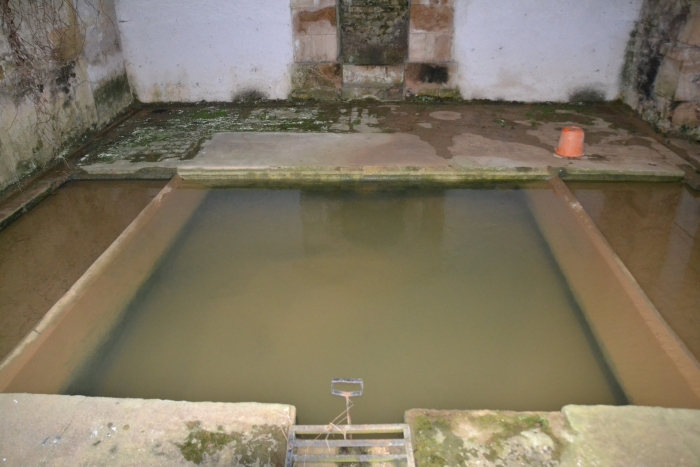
407 406 700 467
177 421 287 466
0 394 295 467
407 409 569 467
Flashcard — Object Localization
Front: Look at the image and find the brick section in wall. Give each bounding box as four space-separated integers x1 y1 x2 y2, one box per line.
408 0 453 63
406 0 458 98
291 0 459 101
292 0 338 63
341 65 405 100
667 5 700 128
404 63 459 98
291 64 342 99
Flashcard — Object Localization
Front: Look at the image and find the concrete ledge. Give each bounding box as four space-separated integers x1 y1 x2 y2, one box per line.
0 177 207 394
175 132 685 185
527 178 700 408
406 406 700 467
178 167 552 185
0 173 70 231
0 394 295 467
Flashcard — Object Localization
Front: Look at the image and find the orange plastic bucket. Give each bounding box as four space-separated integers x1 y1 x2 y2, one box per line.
555 126 585 158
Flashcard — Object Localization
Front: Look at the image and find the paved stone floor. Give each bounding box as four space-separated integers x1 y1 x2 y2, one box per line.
1 394 699 466
0 394 294 467
71 102 697 182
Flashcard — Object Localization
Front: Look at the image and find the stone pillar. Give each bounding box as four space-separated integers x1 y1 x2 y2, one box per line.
405 0 458 98
290 0 459 101
290 0 342 100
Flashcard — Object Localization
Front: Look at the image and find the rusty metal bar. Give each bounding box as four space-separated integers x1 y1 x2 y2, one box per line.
293 454 406 463
293 439 406 448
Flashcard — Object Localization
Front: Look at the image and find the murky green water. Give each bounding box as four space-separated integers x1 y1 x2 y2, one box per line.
69 187 625 424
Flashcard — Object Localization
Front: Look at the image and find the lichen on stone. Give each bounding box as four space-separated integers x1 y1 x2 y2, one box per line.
176 421 287 466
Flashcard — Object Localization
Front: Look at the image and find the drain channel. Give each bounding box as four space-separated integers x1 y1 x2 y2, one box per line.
284 379 416 467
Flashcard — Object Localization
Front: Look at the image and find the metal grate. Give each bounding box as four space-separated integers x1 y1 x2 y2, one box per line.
285 423 415 467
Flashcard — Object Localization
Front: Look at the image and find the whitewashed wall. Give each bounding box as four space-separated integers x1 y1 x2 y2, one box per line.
114 0 294 102
114 0 643 103
453 0 644 102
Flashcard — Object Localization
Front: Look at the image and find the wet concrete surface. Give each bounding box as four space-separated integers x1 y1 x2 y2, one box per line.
570 182 700 361
0 180 165 360
73 102 692 181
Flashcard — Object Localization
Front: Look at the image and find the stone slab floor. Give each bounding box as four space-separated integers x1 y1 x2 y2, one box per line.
70 101 698 182
1 394 700 466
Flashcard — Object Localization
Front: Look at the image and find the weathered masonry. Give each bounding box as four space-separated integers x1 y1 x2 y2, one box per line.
291 0 458 100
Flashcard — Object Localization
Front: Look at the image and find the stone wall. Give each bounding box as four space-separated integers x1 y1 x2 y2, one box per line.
291 0 459 100
0 0 132 192
454 0 643 102
621 0 700 138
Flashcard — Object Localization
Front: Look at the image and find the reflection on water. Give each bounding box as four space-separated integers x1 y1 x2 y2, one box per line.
69 188 625 424
571 182 700 361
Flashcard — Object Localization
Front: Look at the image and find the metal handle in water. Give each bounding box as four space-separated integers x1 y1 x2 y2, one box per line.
331 378 363 427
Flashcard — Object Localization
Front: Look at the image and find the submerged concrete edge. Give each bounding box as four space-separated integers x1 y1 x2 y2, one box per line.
527 177 700 408
0 177 207 393
177 166 551 184
177 166 686 185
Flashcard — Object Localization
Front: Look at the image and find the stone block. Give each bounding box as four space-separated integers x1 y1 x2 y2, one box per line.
409 33 452 62
294 34 338 63
290 0 336 9
340 0 409 65
672 102 700 127
654 57 682 99
341 86 404 101
292 63 342 90
664 45 700 65
293 6 337 36
405 62 458 97
343 65 404 87
405 62 455 86
410 4 453 33
675 61 700 102
679 4 700 47
412 0 453 5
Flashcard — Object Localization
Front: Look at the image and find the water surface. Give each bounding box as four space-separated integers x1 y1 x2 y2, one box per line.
70 187 625 423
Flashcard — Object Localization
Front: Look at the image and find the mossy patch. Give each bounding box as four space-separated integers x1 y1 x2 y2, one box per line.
413 414 472 467
192 108 229 120
411 411 564 467
94 73 131 109
470 413 562 462
176 421 286 466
